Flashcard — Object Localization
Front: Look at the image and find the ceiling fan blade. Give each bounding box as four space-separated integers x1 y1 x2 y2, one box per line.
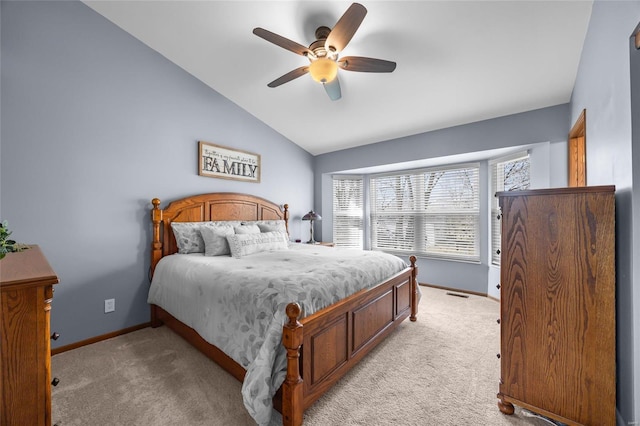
338 56 396 73
324 77 342 101
253 27 314 57
325 3 367 53
267 66 309 88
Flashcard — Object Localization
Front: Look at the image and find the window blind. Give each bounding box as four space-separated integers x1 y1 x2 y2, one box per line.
370 164 480 261
490 152 530 265
332 176 364 248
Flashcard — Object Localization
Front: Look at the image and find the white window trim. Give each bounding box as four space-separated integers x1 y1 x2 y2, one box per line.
490 151 530 265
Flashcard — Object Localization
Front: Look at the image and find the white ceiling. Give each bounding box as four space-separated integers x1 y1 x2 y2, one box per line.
84 1 593 156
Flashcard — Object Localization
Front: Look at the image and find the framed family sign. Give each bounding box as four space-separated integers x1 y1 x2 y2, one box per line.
198 141 261 183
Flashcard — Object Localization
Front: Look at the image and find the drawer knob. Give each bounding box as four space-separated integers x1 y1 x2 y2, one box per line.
51 332 60 340
496 319 500 324
495 249 501 255
51 377 60 386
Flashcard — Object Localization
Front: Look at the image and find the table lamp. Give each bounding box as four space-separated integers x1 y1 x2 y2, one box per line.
302 211 322 244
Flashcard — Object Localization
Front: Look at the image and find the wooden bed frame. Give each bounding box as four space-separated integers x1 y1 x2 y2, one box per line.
149 192 418 426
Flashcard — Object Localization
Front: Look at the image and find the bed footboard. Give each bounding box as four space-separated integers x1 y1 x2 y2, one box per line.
281 256 418 426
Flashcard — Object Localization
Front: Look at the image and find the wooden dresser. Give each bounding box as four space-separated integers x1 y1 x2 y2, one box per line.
1 245 59 425
496 186 616 426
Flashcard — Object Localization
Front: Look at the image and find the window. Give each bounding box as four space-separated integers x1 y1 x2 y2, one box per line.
370 164 480 261
332 176 364 248
491 152 530 265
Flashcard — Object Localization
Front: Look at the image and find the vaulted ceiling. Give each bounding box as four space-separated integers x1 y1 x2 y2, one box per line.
84 1 593 155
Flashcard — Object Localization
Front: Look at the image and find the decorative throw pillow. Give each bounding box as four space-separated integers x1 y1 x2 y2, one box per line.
234 224 261 234
200 225 235 256
226 231 289 258
171 222 206 254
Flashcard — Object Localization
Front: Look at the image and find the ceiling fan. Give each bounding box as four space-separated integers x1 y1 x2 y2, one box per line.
252 3 396 101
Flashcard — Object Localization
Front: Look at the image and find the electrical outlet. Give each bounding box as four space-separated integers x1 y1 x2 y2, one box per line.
104 298 115 313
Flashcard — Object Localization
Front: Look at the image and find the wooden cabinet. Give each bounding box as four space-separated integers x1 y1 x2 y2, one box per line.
496 186 615 426
1 245 59 426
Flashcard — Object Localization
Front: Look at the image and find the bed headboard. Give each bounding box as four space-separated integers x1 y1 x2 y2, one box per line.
150 192 289 274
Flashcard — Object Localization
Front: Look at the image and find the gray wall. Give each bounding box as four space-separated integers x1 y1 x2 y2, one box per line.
315 104 570 294
0 1 314 349
570 1 640 423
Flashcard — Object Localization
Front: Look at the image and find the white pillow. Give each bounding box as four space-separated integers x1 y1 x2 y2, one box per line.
200 225 234 256
257 223 278 233
226 231 289 258
234 224 261 234
255 220 288 234
206 220 287 234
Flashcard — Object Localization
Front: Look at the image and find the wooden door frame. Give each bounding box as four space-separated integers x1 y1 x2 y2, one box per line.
568 109 586 187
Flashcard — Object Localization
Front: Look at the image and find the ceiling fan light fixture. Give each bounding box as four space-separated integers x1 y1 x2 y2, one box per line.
309 58 338 83
253 3 394 99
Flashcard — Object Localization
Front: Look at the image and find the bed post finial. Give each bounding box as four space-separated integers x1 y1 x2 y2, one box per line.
282 302 303 426
409 255 418 322
283 204 290 236
151 198 163 275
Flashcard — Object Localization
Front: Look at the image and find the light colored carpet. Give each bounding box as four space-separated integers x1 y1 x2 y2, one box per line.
52 287 553 426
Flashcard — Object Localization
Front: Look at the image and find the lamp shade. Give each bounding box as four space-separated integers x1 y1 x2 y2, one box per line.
302 211 321 221
309 58 338 84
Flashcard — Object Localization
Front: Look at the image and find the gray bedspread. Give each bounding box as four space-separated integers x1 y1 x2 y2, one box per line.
148 244 409 425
